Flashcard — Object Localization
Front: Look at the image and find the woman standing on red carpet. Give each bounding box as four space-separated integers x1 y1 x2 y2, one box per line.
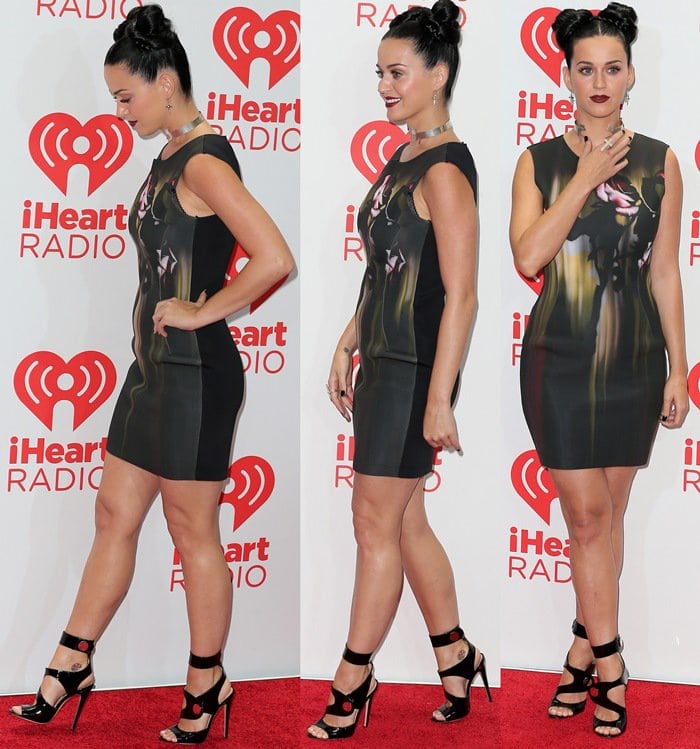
510 2 687 738
308 0 489 740
9 4 293 744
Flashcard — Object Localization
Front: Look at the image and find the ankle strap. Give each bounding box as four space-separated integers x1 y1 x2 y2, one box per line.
429 626 465 649
189 651 222 669
342 645 372 666
60 631 94 655
591 636 622 659
572 619 588 639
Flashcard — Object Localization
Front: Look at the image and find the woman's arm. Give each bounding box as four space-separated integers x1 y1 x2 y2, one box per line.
509 133 630 277
649 148 689 428
153 153 294 335
328 315 357 422
419 161 477 452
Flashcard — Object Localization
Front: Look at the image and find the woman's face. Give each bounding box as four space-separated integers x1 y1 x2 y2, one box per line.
104 64 165 137
564 35 634 120
376 37 444 125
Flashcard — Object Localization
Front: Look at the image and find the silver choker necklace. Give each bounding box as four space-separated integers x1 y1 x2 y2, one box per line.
409 119 452 142
166 112 205 140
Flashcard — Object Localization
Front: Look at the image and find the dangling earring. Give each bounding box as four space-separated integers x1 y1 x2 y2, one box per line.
432 90 438 106
569 90 575 105
623 90 630 106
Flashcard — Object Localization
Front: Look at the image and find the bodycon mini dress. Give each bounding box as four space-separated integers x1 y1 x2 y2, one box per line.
352 141 478 478
520 134 668 469
107 135 244 480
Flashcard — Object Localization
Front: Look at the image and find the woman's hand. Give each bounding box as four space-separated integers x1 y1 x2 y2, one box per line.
153 290 207 336
423 401 462 453
575 130 631 191
660 371 689 429
327 346 354 422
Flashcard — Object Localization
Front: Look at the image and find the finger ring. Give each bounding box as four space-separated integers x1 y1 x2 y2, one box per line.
601 138 613 151
660 414 668 422
340 390 346 397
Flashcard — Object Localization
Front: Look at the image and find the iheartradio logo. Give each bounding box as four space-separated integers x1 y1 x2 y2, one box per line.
511 449 558 524
14 351 117 430
521 7 564 85
688 362 700 411
226 243 288 312
29 114 133 196
213 8 300 88
516 262 544 295
220 455 275 531
351 121 409 183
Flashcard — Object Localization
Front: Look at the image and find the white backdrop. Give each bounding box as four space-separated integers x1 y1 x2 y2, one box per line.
300 0 700 689
2 0 299 693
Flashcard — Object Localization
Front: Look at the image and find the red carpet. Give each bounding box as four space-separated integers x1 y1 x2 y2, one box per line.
2 671 698 747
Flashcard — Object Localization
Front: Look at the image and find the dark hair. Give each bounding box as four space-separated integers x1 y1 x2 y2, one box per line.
383 0 461 101
104 4 192 98
553 3 638 67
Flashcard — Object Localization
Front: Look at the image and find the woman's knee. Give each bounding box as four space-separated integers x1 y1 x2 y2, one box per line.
563 500 612 546
93 488 144 539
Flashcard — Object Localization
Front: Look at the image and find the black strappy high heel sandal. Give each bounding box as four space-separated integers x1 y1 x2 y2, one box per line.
160 651 234 745
430 625 492 723
9 631 95 731
549 619 594 718
589 636 629 738
308 646 378 740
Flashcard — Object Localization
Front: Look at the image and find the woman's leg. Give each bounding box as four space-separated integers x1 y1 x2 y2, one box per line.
399 479 484 720
550 467 633 736
159 478 233 742
307 473 420 739
551 466 636 718
11 453 159 712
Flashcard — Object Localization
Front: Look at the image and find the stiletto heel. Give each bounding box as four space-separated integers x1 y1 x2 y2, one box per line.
308 646 378 740
9 631 95 731
549 619 594 718
160 651 235 745
589 637 628 738
430 625 492 723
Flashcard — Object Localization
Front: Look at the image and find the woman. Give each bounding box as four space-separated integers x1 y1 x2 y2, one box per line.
308 0 488 740
10 5 293 744
510 3 687 739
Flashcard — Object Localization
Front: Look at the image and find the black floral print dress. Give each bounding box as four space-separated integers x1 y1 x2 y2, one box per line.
520 134 668 469
107 135 244 480
352 142 477 477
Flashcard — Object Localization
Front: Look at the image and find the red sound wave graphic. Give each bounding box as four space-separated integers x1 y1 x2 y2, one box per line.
14 351 117 430
351 121 409 183
521 7 565 85
28 113 132 195
511 449 558 525
213 8 300 88
220 455 275 531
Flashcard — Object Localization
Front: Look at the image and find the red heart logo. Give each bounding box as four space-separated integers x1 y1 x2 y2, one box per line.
213 8 300 88
351 121 409 183
220 455 275 531
225 243 288 312
511 449 558 525
521 7 565 85
688 362 700 411
28 113 132 196
515 261 544 295
14 351 117 430
695 140 700 171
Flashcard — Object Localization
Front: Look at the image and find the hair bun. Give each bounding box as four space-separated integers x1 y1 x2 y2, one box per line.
113 4 174 50
598 2 638 45
430 0 461 45
551 8 593 51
